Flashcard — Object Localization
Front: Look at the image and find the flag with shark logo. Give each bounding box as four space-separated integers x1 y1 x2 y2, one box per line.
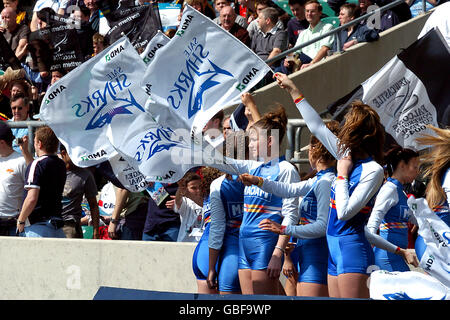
326 28 450 151
107 5 268 183
140 5 272 138
140 30 170 66
39 36 149 168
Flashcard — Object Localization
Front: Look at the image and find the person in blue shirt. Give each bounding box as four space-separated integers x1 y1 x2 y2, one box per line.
331 3 379 53
273 72 415 298
211 106 300 295
190 167 224 294
240 120 340 297
206 173 244 294
367 146 420 272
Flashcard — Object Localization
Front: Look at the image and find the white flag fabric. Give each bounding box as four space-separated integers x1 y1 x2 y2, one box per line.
140 5 272 137
370 270 450 300
408 197 450 288
327 28 450 150
140 30 170 66
108 154 148 192
39 37 149 167
107 103 225 183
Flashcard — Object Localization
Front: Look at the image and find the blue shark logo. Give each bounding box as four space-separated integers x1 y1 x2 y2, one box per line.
186 60 233 119
85 88 144 130
383 293 432 300
135 126 189 162
167 50 234 119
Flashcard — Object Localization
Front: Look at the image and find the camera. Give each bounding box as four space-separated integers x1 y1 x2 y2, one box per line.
16 137 23 144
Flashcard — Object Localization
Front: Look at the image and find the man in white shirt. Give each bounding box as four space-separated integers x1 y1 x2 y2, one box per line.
0 121 27 235
294 0 335 69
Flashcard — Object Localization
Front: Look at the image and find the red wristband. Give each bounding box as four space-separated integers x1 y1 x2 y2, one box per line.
280 225 286 235
293 94 304 104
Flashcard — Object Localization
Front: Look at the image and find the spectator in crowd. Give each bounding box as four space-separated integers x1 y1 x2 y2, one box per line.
0 7 29 61
92 33 106 56
247 0 285 39
108 186 149 240
218 5 251 47
59 143 100 239
82 0 100 33
378 0 411 23
250 7 288 69
331 3 379 52
213 0 248 28
142 182 181 241
2 0 28 25
237 0 257 24
16 126 67 238
185 0 217 20
166 171 204 242
286 0 309 47
8 93 30 153
30 0 67 31
358 0 400 32
203 110 225 149
294 0 335 69
50 68 66 86
0 121 27 236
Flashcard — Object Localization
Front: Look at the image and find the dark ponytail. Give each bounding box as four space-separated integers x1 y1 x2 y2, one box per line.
384 145 419 177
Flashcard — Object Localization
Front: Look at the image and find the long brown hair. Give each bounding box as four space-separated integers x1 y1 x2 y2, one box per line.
337 101 385 163
310 120 340 164
251 104 288 145
416 125 450 210
200 167 224 198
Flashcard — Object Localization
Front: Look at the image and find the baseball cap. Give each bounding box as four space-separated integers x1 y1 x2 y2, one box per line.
0 121 14 143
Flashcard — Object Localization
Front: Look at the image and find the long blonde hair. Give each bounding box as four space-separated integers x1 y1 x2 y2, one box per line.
416 125 450 210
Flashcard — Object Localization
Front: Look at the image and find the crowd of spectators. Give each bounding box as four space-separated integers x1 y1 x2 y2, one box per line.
0 0 442 241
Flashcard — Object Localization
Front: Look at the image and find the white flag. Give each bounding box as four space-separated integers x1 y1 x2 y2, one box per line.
327 28 450 150
408 197 450 288
107 103 225 183
140 5 271 137
370 270 450 300
39 37 149 167
140 30 171 66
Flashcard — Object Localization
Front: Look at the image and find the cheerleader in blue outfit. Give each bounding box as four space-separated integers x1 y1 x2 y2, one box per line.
206 174 244 294
240 120 340 297
190 167 224 294
211 106 301 295
273 73 415 298
367 146 420 272
415 126 450 261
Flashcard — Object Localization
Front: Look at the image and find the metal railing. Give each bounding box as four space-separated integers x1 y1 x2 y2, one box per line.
266 0 408 65
7 118 322 166
286 118 331 164
6 120 47 154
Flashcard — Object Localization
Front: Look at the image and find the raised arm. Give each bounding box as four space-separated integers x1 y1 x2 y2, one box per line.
240 172 316 198
274 73 340 159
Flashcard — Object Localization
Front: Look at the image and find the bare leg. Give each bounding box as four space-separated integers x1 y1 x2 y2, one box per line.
238 269 253 295
284 273 298 296
337 273 370 298
327 274 340 298
297 282 329 297
197 280 218 294
252 270 279 295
